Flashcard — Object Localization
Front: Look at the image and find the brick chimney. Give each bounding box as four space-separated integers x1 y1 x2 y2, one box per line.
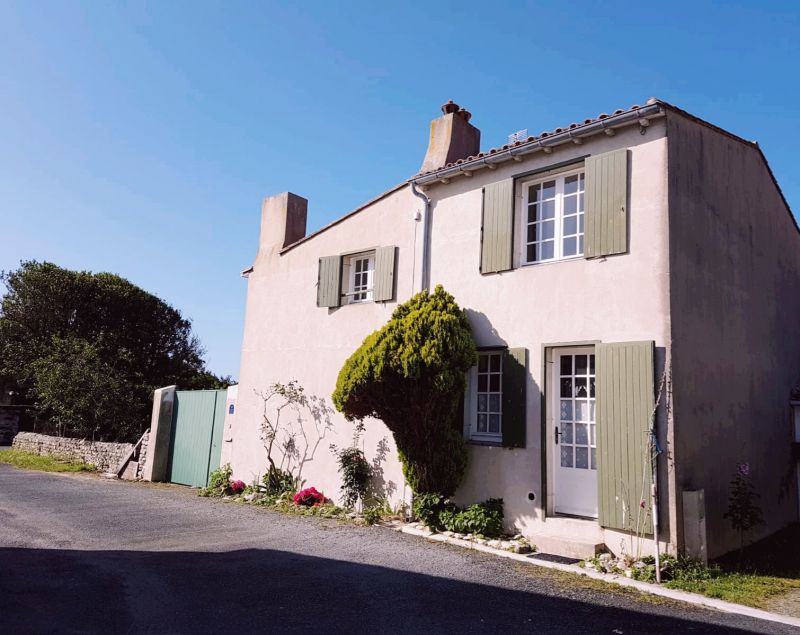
419 101 480 173
258 192 308 258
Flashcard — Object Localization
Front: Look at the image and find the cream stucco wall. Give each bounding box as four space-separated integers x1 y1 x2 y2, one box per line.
425 122 673 550
232 186 421 508
232 119 675 555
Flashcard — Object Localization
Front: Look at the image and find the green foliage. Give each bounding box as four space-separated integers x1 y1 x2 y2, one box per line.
261 466 296 497
724 463 764 553
200 464 233 497
0 449 96 473
0 261 223 442
331 444 371 509
413 494 505 538
332 285 476 496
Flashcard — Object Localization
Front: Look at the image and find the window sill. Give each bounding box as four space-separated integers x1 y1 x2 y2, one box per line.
468 438 503 447
520 254 585 268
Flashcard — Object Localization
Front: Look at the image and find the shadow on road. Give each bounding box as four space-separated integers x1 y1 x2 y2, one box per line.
0 546 764 634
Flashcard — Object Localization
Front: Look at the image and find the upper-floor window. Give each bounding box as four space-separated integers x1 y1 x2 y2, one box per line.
343 252 374 304
523 170 585 264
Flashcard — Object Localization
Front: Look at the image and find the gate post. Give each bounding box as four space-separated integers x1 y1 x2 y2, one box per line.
141 386 176 482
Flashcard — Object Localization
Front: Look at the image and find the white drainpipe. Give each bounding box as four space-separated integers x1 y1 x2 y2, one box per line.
410 181 431 293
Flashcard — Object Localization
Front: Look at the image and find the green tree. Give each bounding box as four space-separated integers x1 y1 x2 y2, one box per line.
0 261 226 441
332 285 476 496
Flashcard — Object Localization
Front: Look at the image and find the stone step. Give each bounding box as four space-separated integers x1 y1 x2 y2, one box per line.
529 533 605 560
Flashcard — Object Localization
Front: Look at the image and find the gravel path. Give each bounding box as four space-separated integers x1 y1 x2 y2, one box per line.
0 464 794 634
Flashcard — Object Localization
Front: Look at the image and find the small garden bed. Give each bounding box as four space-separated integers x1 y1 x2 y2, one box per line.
0 449 97 473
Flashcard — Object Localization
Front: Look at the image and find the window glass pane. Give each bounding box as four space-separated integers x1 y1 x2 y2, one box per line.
563 237 577 257
564 174 579 194
478 375 487 392
564 195 577 215
560 399 572 421
561 422 573 444
560 445 573 468
578 236 584 255
477 414 487 432
527 224 537 243
575 377 587 398
563 215 577 235
489 374 500 392
575 423 588 445
478 355 488 372
578 214 584 233
490 354 501 372
489 394 500 412
542 181 556 199
575 355 587 374
560 355 572 376
579 192 584 210
576 446 589 469
529 184 540 202
527 206 537 224
540 200 556 220
590 447 597 470
576 400 590 422
560 378 573 398
540 220 554 240
539 241 554 260
477 394 487 413
526 244 536 263
489 414 500 433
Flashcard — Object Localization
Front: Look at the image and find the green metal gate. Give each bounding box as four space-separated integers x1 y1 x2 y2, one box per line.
167 389 227 487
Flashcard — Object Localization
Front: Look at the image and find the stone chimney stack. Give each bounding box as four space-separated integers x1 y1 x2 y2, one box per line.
259 192 308 258
419 100 480 173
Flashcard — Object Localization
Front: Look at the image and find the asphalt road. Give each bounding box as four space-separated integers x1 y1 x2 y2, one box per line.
0 465 794 634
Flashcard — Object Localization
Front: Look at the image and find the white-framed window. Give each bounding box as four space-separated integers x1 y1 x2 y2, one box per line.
465 350 503 441
342 252 374 304
522 170 585 264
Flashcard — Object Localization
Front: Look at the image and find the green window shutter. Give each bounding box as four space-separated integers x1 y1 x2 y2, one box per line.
480 179 515 274
373 246 396 302
596 340 655 533
316 255 342 308
585 149 629 258
502 347 527 448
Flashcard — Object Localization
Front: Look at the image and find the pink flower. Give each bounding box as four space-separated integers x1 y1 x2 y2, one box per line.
230 480 246 493
293 486 326 507
737 463 750 477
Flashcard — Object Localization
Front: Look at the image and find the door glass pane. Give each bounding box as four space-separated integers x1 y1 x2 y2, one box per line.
576 401 590 422
575 377 587 398
560 378 573 398
591 447 597 470
576 446 589 469
575 355 588 375
560 355 572 376
560 445 573 468
560 399 572 421
575 423 588 445
590 377 595 398
561 422 573 444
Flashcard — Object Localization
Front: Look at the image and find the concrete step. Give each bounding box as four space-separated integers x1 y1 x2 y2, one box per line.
529 533 605 560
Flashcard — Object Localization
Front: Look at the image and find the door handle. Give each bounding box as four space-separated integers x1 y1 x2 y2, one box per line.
554 426 560 445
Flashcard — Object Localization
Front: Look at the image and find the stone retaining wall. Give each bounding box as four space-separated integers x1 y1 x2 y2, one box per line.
12 432 140 473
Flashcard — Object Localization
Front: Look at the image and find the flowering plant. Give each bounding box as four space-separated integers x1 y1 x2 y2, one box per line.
293 487 326 507
230 480 246 494
724 462 764 557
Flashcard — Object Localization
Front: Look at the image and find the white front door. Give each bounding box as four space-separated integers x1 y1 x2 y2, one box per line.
553 348 598 518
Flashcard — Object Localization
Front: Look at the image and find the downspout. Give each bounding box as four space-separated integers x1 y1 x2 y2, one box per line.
410 181 431 293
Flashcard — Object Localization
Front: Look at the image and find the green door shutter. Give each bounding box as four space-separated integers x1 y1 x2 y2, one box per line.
317 255 342 308
480 179 515 274
596 341 655 533
502 347 527 448
373 246 396 302
585 149 629 258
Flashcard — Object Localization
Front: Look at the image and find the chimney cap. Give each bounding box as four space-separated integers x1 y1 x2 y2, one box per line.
441 100 460 115
457 108 472 123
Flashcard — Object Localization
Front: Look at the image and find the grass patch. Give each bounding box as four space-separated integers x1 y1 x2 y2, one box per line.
666 573 800 608
0 449 96 473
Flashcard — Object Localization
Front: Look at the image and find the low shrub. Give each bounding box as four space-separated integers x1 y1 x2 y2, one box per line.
332 445 371 509
293 486 326 507
200 464 234 497
413 494 504 538
261 466 296 497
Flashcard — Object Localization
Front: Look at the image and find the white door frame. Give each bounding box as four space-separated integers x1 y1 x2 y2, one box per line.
546 345 598 519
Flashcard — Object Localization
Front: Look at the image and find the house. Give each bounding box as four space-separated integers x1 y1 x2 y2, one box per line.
223 98 800 560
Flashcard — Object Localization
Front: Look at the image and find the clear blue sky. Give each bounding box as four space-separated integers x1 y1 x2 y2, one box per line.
2 1 798 378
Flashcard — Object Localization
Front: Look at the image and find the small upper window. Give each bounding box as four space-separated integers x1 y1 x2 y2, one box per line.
343 252 374 304
523 171 585 264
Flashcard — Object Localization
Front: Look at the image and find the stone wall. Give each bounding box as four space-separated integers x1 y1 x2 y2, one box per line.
11 432 141 473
